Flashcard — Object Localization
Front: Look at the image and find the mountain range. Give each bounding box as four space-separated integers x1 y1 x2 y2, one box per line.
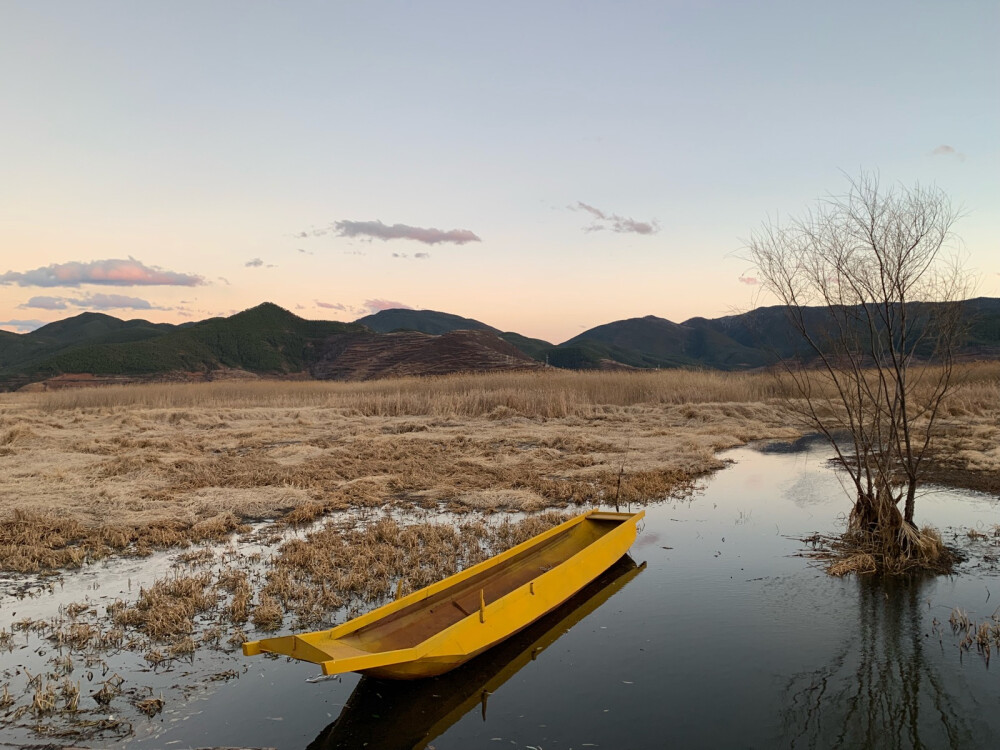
2 298 999 390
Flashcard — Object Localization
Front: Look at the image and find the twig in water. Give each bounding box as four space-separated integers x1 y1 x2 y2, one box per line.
614 440 630 513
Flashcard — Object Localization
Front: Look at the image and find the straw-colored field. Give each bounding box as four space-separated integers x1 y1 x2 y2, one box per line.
1 366 998 573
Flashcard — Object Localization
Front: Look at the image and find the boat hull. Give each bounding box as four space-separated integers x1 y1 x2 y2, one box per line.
244 509 644 679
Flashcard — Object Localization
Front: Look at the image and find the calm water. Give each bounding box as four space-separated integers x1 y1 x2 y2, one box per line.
4 439 1000 748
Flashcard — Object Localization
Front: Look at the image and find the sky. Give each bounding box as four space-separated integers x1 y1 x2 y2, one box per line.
1 1 997 343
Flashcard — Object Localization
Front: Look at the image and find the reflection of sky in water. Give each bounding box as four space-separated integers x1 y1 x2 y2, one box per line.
2 440 999 749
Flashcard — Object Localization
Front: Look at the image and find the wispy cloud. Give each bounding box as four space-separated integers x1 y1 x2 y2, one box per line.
0 257 203 287
217 276 231 285
931 144 966 161
245 258 263 268
315 299 415 316
738 276 759 286
0 319 47 333
414 252 430 260
19 296 70 311
20 293 169 311
570 202 659 235
361 298 413 314
316 300 350 312
297 220 481 245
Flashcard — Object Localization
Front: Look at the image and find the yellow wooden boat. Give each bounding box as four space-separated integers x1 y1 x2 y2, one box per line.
243 509 644 679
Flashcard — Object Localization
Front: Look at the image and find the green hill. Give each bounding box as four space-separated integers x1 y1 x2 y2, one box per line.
561 315 770 370
0 312 176 374
0 303 364 385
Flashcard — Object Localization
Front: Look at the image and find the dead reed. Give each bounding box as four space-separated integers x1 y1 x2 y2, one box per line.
259 513 568 627
29 369 799 415
813 524 952 577
950 606 1000 665
109 572 216 639
134 695 164 717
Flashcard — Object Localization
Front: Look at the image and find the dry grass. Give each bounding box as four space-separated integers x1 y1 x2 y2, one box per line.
815 524 952 577
28 369 801 414
109 572 217 639
134 695 164 717
259 513 569 627
828 552 878 577
0 370 819 573
0 365 995 574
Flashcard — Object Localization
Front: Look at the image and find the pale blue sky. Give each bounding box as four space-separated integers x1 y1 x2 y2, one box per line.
1 1 996 341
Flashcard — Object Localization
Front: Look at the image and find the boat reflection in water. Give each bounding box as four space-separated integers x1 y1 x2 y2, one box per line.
307 555 645 750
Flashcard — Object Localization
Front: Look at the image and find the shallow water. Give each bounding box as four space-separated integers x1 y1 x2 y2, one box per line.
3 440 1000 749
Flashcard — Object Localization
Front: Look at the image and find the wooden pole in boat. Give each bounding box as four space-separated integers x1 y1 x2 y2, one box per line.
479 589 486 623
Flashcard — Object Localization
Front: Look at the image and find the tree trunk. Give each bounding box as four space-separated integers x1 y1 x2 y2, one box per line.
903 481 917 527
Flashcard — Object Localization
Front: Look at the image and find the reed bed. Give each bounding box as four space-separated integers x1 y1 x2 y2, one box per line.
26 369 797 415
17 361 999 416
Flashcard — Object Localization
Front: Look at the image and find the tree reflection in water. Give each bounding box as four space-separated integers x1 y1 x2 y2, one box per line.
781 576 973 749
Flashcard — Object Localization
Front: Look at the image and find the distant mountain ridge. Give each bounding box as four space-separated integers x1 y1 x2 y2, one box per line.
2 298 998 390
352 299 1000 371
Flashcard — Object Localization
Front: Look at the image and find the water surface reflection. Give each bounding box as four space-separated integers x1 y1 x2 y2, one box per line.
782 576 976 750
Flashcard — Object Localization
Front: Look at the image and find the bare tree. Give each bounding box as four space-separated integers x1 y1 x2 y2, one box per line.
747 173 968 568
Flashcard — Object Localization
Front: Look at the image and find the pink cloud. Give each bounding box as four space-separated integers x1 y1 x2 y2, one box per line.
362 298 413 313
738 276 759 286
571 202 659 235
0 258 203 287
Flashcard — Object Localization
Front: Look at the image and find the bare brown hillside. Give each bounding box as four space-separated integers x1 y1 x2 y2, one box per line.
310 329 545 380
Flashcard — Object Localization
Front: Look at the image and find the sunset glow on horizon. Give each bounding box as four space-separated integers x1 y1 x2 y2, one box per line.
2 1 997 344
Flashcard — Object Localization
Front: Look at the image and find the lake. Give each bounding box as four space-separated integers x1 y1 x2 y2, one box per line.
3 437 999 749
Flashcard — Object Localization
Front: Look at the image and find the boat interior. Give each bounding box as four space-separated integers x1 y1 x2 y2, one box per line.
339 513 628 653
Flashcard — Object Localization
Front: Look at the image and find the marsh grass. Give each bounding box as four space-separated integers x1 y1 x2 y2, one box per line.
808 524 952 577
29 369 798 414
109 572 216 639
950 606 1000 665
260 512 569 627
0 369 823 573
